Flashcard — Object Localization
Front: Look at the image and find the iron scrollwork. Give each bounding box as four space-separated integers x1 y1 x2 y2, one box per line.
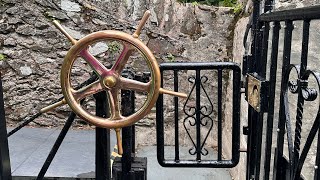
283 64 320 179
183 75 214 157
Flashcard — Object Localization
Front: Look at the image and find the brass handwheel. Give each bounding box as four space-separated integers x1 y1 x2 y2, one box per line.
41 10 187 155
61 30 160 129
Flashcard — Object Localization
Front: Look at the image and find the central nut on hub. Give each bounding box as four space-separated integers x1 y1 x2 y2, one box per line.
103 76 117 88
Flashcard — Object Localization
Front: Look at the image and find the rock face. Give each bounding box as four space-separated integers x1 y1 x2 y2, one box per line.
0 0 235 147
276 0 320 9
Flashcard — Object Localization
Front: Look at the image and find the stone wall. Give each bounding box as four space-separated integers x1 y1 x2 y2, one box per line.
0 0 236 152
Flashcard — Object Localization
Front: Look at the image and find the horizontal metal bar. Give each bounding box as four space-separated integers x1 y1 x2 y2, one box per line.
160 62 241 71
259 5 320 22
158 160 237 168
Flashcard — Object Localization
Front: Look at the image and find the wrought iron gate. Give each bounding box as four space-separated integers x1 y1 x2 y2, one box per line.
1 1 320 180
244 1 320 180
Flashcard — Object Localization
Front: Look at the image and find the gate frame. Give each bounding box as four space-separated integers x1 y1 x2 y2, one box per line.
246 1 320 179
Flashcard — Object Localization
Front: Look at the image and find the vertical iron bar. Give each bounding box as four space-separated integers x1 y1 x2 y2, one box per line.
274 20 294 180
121 88 135 179
36 112 77 180
315 130 320 180
0 77 11 180
218 69 223 161
293 19 310 176
95 92 111 180
232 68 241 167
264 0 274 13
246 1 261 178
254 22 270 180
174 70 180 162
156 71 165 164
131 125 135 154
263 21 280 180
196 70 201 161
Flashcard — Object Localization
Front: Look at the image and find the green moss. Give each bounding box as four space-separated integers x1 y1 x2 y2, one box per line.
166 53 176 62
177 0 239 7
231 3 243 14
0 54 6 61
108 41 121 54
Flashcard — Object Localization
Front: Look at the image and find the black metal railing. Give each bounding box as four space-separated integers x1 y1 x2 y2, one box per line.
0 76 12 180
246 2 320 180
156 62 241 168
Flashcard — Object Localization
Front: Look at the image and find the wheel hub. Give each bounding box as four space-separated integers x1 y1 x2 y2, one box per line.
103 76 117 88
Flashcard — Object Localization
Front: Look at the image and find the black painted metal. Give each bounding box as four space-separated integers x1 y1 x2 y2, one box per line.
217 69 222 161
0 76 11 180
273 20 294 180
111 68 149 180
121 70 135 179
245 1 264 179
245 2 320 180
121 89 135 179
263 21 280 180
112 157 147 180
259 5 320 22
156 62 241 168
95 91 111 180
174 70 179 162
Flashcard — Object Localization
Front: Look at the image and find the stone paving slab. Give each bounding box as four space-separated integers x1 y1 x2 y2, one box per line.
7 127 232 179
8 127 115 178
136 146 232 180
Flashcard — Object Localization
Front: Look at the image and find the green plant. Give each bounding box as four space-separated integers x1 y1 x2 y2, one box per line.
108 41 121 54
192 1 199 6
176 0 238 7
0 54 6 61
232 3 243 14
166 53 175 62
222 0 236 7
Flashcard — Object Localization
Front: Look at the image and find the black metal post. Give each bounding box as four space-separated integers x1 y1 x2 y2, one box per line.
112 69 147 180
263 21 280 180
121 89 135 179
195 69 201 161
218 69 223 161
0 77 12 180
273 20 293 180
173 70 180 162
95 92 111 180
246 1 262 179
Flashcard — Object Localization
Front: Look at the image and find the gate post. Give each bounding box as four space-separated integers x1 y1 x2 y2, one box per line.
112 70 148 180
0 76 12 180
95 92 111 180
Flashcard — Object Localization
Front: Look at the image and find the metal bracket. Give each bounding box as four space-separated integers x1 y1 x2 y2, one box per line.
246 73 268 112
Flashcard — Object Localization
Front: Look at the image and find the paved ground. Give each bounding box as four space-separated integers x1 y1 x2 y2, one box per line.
7 127 232 179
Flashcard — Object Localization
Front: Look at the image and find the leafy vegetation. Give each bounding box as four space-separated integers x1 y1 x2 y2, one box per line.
0 54 6 61
166 53 176 62
108 41 121 54
178 0 240 8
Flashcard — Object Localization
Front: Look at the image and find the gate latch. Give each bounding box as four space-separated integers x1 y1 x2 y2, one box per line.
246 73 268 112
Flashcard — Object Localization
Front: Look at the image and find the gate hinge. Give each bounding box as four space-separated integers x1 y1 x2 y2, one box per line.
245 73 269 112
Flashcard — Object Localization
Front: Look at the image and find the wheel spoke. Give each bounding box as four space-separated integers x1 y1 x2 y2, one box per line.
73 81 103 101
108 89 122 119
111 43 134 74
80 49 108 76
119 77 150 92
